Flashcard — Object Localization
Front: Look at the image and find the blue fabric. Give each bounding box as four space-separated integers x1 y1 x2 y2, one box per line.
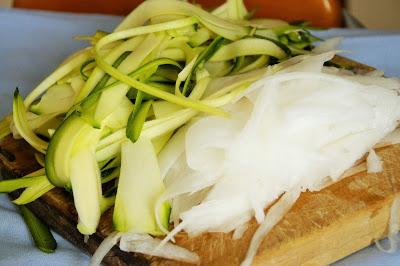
0 8 400 265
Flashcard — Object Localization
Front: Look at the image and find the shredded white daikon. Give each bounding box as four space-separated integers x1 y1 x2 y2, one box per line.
90 231 199 266
158 51 400 265
232 222 249 240
367 149 383 173
376 128 400 148
375 195 400 253
312 37 343 54
241 188 301 266
90 231 122 266
120 233 200 264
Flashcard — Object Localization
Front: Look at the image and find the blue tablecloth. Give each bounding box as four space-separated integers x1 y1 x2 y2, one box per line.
1 8 400 266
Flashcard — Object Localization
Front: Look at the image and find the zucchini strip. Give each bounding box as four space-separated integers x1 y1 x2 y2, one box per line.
75 36 145 103
80 59 95 81
230 56 245 74
94 44 227 116
25 48 91 107
182 36 226 95
102 155 121 171
96 88 242 151
115 0 249 40
175 55 198 96
253 34 292 56
0 114 12 140
210 38 287 61
189 27 212 47
126 100 154 142
13 176 54 205
153 131 174 154
98 129 125 150
226 0 248 20
237 55 269 74
100 17 199 48
101 167 120 184
94 89 243 160
13 90 48 153
45 113 94 187
81 58 181 113
100 196 116 213
117 33 164 75
96 141 123 162
0 175 45 193
18 205 57 253
91 51 132 95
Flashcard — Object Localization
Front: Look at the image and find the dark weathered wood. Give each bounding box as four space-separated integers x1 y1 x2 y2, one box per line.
0 135 148 266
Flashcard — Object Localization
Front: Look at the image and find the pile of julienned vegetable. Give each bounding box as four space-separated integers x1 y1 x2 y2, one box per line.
0 0 321 259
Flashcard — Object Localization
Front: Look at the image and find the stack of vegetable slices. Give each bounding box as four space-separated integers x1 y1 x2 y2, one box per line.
0 0 322 261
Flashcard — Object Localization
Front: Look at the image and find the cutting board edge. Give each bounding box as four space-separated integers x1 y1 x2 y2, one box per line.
253 191 397 266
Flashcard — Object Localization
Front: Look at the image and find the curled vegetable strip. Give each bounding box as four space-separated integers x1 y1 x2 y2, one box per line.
226 0 248 20
115 0 249 40
13 176 54 205
375 195 400 253
34 153 46 167
0 168 54 205
90 232 199 266
241 189 301 266
89 231 122 266
25 48 91 107
0 114 11 140
210 38 287 62
95 87 246 158
99 17 199 48
0 169 45 192
120 233 199 264
95 17 227 117
75 36 145 103
13 90 48 153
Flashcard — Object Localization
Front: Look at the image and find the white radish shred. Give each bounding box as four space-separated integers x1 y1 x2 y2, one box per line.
90 231 122 266
241 188 301 266
312 37 342 54
376 128 400 148
156 52 400 265
367 149 383 173
232 222 249 240
341 162 367 180
119 233 200 264
174 70 400 237
375 195 400 253
158 126 188 180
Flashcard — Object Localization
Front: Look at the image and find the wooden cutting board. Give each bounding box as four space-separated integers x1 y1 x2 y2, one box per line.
1 57 399 266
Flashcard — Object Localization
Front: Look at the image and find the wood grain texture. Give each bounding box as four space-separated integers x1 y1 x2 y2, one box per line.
0 57 397 266
153 143 400 266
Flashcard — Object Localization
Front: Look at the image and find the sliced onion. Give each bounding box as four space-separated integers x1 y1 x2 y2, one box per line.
367 149 383 173
120 233 200 264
